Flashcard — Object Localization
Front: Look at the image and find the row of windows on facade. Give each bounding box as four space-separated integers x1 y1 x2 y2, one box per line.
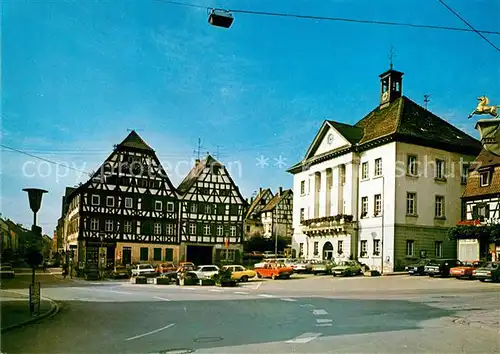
89 218 238 236
307 240 443 258
137 247 174 262
89 195 241 215
90 195 175 212
361 193 446 218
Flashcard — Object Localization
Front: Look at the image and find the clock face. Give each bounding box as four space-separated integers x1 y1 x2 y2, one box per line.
327 133 334 144
382 91 389 101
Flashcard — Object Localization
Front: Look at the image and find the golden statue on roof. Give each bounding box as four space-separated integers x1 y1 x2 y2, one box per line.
468 96 499 119
470 96 500 156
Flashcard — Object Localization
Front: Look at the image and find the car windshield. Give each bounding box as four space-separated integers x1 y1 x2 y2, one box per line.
139 265 152 269
483 262 500 269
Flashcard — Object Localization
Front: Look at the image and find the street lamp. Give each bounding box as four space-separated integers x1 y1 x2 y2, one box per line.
208 8 234 28
22 187 47 316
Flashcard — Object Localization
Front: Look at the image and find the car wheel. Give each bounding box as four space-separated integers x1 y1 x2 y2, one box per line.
240 276 248 282
256 273 262 278
479 279 486 282
272 274 277 280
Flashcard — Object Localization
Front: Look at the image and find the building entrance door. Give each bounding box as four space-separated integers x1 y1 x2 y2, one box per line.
323 241 334 260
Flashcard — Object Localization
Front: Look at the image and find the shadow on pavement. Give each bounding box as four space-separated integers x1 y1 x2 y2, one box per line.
1 297 454 354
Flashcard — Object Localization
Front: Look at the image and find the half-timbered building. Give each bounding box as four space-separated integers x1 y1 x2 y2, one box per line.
261 187 293 242
243 188 274 239
177 155 248 265
458 147 500 261
61 131 180 271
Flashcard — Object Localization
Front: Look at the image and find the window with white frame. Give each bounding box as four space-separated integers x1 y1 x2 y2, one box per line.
300 180 305 195
155 200 163 211
406 240 414 256
373 239 380 256
299 243 304 256
313 242 319 256
154 223 162 235
435 196 444 218
360 240 368 257
361 197 368 217
190 203 197 213
374 158 382 176
407 155 418 176
374 194 382 216
220 249 235 262
91 195 100 206
435 159 445 179
166 224 174 235
205 204 212 214
105 220 113 232
361 162 369 179
435 241 443 258
125 197 133 208
106 196 114 207
300 208 305 222
480 171 490 186
217 225 224 236
337 240 343 254
90 218 99 231
189 223 196 235
230 226 236 237
461 164 469 184
167 202 174 212
203 224 211 236
124 220 132 233
406 192 417 215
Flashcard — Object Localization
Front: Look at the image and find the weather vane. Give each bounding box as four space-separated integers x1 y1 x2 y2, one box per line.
468 96 499 119
469 96 500 157
388 46 395 70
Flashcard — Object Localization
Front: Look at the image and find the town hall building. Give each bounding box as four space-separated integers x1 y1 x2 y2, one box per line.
287 66 482 272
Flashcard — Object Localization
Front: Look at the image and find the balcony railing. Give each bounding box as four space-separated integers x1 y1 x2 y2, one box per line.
300 215 354 235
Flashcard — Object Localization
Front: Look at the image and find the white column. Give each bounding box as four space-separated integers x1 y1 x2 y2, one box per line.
325 169 332 217
331 166 339 215
319 170 327 217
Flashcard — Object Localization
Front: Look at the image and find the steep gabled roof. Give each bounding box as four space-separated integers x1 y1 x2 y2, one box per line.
261 189 292 212
327 121 364 144
117 130 154 151
463 148 500 198
177 155 222 195
245 188 273 217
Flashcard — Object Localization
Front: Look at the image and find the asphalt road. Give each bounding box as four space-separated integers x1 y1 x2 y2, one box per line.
1 275 499 354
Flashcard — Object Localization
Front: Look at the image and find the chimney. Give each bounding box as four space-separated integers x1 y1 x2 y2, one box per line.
279 187 283 195
250 197 254 204
195 159 200 166
259 187 262 194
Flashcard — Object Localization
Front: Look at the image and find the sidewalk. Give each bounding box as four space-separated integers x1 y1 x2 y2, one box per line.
0 289 59 332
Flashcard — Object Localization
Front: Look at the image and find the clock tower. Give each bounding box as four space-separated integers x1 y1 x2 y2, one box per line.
379 66 404 109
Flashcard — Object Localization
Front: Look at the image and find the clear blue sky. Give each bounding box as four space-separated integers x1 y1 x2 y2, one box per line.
2 0 499 234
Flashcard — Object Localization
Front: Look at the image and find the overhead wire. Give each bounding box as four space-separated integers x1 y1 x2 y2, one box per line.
155 0 500 36
436 0 500 52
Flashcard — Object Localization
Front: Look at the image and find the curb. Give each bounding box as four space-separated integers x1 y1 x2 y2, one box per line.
1 291 60 334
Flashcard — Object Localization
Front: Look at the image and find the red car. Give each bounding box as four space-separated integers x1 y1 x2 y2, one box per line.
449 260 485 279
255 263 293 280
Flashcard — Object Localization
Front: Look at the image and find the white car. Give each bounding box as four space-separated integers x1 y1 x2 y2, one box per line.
0 265 15 278
131 264 156 277
192 265 220 279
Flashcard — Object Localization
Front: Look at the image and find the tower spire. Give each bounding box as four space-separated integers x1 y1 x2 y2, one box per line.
388 46 395 70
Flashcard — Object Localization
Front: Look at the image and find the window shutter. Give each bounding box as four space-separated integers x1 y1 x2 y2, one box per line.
472 206 479 219
485 204 490 219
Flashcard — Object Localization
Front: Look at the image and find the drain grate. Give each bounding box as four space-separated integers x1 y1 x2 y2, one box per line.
194 337 223 343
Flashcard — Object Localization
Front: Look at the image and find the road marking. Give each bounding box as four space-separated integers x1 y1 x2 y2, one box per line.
125 323 175 341
258 294 274 298
80 288 133 295
312 309 328 315
182 287 196 291
316 323 333 327
254 282 262 290
234 291 250 295
285 332 322 344
280 298 297 302
154 296 171 301
316 319 333 323
300 304 315 308
209 289 223 292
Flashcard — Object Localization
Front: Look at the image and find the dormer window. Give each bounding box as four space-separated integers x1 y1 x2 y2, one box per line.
480 171 491 186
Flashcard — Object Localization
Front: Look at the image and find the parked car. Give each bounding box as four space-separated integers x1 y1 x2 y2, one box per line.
472 262 500 282
223 265 256 282
192 265 220 280
311 260 335 275
255 262 293 280
405 259 433 275
292 260 312 273
425 259 461 277
177 262 196 273
156 262 177 274
0 264 15 279
111 266 130 279
331 260 363 277
449 260 485 279
131 264 156 277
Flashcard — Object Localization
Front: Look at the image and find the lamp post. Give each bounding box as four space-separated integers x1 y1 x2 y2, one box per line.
22 188 47 316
